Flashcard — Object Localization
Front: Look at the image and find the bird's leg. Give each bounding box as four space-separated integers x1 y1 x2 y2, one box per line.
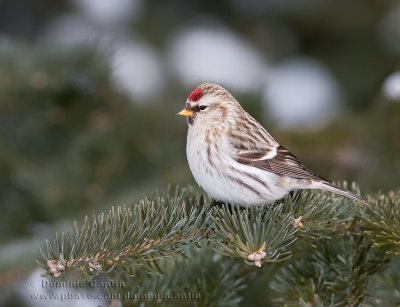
210 199 225 208
210 199 247 213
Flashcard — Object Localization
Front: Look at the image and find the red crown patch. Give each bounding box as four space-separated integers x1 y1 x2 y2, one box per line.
188 88 203 101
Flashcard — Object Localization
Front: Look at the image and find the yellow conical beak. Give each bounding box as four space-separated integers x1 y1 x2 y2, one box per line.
177 107 193 117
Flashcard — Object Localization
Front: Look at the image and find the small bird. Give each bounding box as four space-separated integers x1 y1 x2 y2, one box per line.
178 82 368 206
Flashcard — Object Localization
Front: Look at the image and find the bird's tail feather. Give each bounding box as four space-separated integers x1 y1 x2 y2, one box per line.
318 181 369 205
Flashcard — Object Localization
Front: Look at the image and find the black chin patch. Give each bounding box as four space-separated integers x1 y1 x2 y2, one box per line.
188 116 194 125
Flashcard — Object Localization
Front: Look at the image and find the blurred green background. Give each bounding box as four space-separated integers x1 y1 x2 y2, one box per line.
0 0 399 305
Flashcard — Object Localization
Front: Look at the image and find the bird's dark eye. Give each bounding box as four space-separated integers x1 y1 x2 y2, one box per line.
199 105 207 111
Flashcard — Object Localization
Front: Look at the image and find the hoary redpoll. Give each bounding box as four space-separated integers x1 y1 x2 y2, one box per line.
178 82 368 206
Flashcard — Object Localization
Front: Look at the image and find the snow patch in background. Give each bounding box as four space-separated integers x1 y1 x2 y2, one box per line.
18 268 105 307
382 71 400 101
263 57 342 130
42 14 113 47
110 41 165 103
168 24 267 92
72 0 143 25
43 14 164 104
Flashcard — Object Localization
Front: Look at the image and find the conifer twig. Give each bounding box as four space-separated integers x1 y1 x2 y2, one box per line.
38 187 210 278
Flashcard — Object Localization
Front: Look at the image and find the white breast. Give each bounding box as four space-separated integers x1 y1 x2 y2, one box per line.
185 126 289 206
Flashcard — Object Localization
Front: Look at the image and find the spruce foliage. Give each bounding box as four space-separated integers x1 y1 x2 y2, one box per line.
39 184 400 306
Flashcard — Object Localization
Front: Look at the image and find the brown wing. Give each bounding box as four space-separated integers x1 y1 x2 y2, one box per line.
235 145 325 181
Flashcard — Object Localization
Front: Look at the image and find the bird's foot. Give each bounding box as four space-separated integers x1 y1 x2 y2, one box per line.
210 199 247 213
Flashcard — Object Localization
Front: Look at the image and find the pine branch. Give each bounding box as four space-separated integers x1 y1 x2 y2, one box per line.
36 183 400 306
270 234 389 306
299 295 324 307
367 257 400 305
108 244 248 307
360 191 400 254
39 186 211 278
211 203 297 267
208 182 369 267
284 182 364 245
